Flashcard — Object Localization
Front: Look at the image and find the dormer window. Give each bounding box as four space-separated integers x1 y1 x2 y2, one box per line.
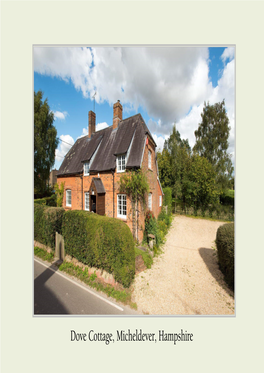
84 162 89 176
116 154 126 173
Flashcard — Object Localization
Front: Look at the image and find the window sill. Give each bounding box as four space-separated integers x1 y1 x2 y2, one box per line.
117 216 127 222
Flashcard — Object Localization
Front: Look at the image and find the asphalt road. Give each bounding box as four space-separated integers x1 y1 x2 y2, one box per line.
34 258 140 315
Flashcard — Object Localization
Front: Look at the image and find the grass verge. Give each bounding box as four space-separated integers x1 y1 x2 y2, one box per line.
135 247 153 268
34 246 137 309
58 262 137 310
34 247 54 262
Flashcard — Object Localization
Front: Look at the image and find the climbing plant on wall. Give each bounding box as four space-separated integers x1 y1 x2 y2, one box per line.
54 182 65 207
119 169 149 241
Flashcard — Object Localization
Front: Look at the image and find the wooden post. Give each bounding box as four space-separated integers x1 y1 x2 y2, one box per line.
55 232 65 261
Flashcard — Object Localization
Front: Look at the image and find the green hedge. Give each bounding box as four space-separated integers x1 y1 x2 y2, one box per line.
216 223 235 290
34 195 57 206
62 210 135 288
34 204 65 249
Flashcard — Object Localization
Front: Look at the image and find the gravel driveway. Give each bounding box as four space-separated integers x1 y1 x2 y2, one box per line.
132 215 234 315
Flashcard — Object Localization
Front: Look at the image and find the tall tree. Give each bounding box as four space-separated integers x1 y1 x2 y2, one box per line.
34 91 58 195
182 154 219 214
157 148 172 189
163 124 191 201
193 100 233 191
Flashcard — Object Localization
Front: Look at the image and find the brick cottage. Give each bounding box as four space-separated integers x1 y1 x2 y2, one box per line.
57 101 163 242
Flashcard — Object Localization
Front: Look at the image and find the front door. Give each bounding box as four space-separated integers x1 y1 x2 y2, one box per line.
91 195 96 213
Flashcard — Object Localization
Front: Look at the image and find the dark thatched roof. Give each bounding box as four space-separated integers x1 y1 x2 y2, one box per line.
57 113 156 176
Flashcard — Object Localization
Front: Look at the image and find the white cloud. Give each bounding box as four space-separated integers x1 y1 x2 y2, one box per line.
34 47 94 98
175 103 204 148
78 122 109 139
79 128 88 138
55 134 74 162
152 134 168 153
34 46 213 123
221 47 235 64
35 46 234 160
96 122 109 131
174 57 235 160
53 111 68 120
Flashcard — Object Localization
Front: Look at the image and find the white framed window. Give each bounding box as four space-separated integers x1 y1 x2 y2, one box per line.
117 194 127 218
148 150 152 169
66 190 72 207
85 192 89 211
159 195 162 207
84 162 89 176
148 193 152 210
116 154 126 172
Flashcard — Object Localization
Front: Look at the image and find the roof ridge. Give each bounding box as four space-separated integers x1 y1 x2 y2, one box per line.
120 112 142 123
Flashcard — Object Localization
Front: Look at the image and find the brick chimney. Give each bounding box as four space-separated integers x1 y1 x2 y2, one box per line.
88 110 96 138
113 100 123 129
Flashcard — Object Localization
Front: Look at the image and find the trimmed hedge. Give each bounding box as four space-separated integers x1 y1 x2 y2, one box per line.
216 223 234 290
34 204 65 249
34 195 57 206
62 210 135 288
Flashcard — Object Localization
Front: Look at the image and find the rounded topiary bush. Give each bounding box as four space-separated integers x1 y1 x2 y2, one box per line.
216 223 234 290
62 210 135 288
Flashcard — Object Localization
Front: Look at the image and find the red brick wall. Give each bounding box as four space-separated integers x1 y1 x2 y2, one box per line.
57 171 134 234
57 135 162 242
138 136 163 239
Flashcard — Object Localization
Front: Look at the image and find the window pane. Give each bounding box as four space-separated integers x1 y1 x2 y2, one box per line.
85 193 89 210
66 190 71 206
117 155 126 171
117 195 126 217
148 193 152 210
84 163 89 174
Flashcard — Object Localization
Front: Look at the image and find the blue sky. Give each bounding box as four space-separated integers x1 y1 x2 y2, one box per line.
34 46 235 170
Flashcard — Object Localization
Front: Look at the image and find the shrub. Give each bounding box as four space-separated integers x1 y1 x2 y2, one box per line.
158 207 172 227
62 210 135 288
216 223 235 290
145 210 157 240
144 207 172 248
34 204 65 249
220 193 234 208
163 187 172 214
